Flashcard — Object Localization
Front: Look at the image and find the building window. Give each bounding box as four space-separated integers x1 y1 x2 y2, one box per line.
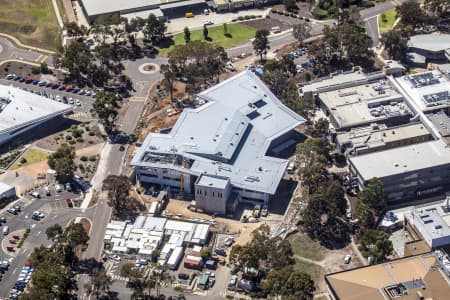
212 191 215 197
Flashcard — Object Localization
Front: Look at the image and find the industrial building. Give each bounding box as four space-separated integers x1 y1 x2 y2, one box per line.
131 71 305 215
336 122 432 155
349 140 450 202
0 182 16 200
317 78 412 131
79 0 278 22
325 253 450 300
104 216 210 259
407 34 450 63
405 205 450 249
0 85 72 146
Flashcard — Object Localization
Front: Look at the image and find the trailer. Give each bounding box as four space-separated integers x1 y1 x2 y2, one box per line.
184 255 203 270
167 246 184 270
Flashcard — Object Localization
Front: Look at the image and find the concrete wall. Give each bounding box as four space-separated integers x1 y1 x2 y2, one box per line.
195 181 231 215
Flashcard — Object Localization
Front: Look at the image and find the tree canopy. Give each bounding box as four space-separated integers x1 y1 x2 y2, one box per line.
47 143 76 183
253 29 270 62
262 266 315 300
91 91 118 132
359 229 393 263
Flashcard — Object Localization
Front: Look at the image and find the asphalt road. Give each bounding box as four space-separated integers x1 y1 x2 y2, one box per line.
365 16 380 47
0 188 93 298
0 38 42 63
360 1 396 20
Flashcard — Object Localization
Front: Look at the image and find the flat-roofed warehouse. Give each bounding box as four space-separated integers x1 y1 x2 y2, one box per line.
326 253 450 300
131 71 305 215
317 79 413 131
349 140 450 202
79 0 208 22
0 85 72 146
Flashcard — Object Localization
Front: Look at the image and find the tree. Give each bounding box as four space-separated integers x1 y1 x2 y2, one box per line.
46 224 63 240
424 0 448 18
293 22 312 46
89 267 112 299
91 91 118 132
65 22 88 37
160 64 177 101
380 29 408 61
55 41 93 84
223 22 229 36
62 222 89 248
143 13 166 52
397 0 425 27
310 118 329 137
200 247 211 260
358 178 386 213
121 263 144 291
253 29 270 62
359 229 393 263
203 24 209 40
283 0 298 12
263 266 315 300
183 26 191 43
47 143 75 183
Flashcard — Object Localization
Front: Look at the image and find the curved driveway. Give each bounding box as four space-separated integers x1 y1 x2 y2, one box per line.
0 37 42 62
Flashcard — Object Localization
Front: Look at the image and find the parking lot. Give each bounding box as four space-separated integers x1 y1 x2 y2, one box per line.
0 77 96 116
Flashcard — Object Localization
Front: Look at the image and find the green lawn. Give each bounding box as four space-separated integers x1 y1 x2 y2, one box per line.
294 258 324 289
12 148 51 169
159 23 256 56
378 8 397 33
0 0 60 50
288 234 328 261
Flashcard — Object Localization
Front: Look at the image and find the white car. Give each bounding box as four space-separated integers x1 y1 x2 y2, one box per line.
204 20 214 25
344 254 352 264
75 99 81 106
5 74 16 80
68 98 74 104
109 254 121 261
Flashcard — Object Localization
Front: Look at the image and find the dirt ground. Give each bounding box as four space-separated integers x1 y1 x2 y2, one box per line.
165 199 266 244
36 121 103 152
272 3 313 18
61 0 76 23
242 17 291 31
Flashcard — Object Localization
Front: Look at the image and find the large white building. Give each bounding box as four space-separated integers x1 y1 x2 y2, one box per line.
131 71 305 214
0 85 72 146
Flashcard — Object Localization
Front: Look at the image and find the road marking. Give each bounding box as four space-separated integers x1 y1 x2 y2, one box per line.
12 267 18 275
37 230 41 236
52 215 57 219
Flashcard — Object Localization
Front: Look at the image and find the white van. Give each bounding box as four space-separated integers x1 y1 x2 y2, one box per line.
3 226 9 235
287 162 296 174
271 26 281 34
55 184 62 192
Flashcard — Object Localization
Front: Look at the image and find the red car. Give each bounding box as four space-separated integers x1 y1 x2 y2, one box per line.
65 85 74 92
25 77 34 84
66 198 73 208
52 83 60 89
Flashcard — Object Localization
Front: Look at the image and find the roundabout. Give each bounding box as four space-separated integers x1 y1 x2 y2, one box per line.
138 62 159 75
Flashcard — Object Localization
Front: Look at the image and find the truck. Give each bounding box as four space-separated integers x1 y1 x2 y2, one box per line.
167 246 184 270
184 255 203 270
287 162 296 174
198 274 209 289
205 260 217 270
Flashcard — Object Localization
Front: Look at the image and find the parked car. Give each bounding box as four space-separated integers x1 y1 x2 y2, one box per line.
66 198 73 208
109 254 121 261
344 254 352 264
204 20 214 25
178 273 189 280
7 208 17 215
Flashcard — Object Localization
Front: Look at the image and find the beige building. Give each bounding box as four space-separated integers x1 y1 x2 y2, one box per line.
326 253 450 300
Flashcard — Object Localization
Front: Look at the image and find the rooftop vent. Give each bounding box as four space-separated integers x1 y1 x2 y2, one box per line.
394 163 400 167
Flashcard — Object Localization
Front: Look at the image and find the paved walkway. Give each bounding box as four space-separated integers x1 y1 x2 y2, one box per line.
52 0 64 28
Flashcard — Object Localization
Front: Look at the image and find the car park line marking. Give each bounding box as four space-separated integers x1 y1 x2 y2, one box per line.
36 230 41 237
12 267 18 275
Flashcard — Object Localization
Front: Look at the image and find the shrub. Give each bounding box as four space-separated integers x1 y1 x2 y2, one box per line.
237 16 244 21
20 157 27 164
71 129 83 138
76 137 84 143
312 7 328 19
88 131 95 136
305 17 311 22
54 136 60 141
65 135 73 140
69 140 76 145
31 66 40 75
80 156 88 162
89 156 97 162
244 15 250 20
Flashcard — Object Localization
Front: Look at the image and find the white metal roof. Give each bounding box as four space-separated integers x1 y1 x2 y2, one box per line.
0 182 14 195
132 71 305 194
408 34 450 53
349 140 450 180
80 0 159 16
0 85 72 135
